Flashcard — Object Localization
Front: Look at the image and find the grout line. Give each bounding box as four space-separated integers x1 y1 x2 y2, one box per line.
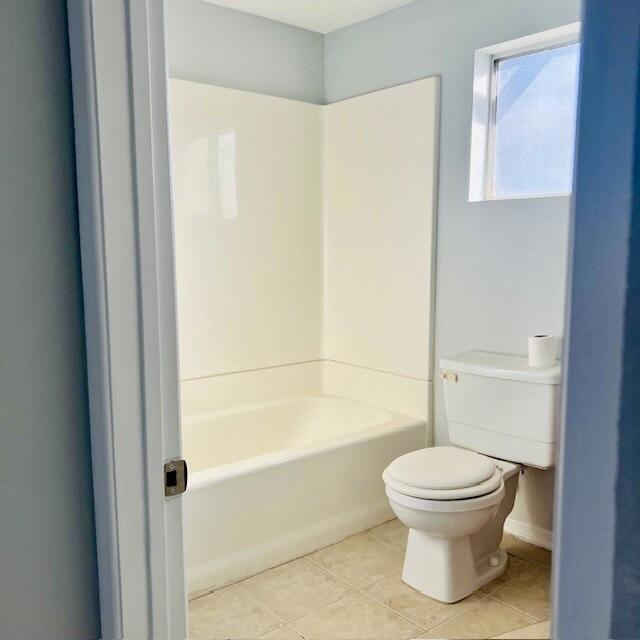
481 557 540 596
419 593 499 634
285 591 357 628
426 598 489 635
508 551 550 566
305 546 402 592
235 581 290 626
367 534 405 553
307 556 394 592
188 589 214 602
188 582 293 640
256 625 305 640
357 568 402 591
425 568 550 637
235 556 357 627
286 625 306 640
357 587 429 632
304 554 361 588
489 560 550 599
488 619 552 640
503 539 552 566
367 539 406 556
486 595 544 623
366 523 408 555
192 551 325 601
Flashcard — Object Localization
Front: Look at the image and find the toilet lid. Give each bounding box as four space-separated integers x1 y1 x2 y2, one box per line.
383 447 502 500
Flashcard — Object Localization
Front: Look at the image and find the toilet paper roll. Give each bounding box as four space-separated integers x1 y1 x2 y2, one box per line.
528 335 556 368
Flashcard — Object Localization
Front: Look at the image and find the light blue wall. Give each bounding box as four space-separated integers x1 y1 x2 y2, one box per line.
325 0 581 454
0 2 100 639
553 0 640 637
165 0 325 103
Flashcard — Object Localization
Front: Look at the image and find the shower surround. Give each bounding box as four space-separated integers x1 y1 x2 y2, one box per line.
169 77 439 590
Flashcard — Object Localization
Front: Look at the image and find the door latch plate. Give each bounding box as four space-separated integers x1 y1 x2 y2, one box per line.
164 459 188 497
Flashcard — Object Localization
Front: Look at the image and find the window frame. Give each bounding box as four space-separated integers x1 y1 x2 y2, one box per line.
468 23 581 202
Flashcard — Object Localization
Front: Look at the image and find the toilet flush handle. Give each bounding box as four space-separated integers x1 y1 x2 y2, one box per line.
441 370 458 383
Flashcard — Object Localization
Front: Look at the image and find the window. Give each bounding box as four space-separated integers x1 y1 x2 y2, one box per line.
469 24 581 201
491 43 580 198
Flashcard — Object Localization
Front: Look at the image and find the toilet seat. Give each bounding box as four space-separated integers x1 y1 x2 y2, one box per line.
385 481 506 513
383 446 503 501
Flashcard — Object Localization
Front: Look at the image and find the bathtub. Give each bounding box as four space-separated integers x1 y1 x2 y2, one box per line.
182 394 426 593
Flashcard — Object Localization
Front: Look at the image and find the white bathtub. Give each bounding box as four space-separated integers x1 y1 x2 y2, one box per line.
182 394 426 593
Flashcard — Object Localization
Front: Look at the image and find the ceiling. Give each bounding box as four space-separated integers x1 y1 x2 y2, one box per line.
202 0 417 34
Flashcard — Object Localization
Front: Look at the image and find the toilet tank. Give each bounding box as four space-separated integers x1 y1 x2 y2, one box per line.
440 351 562 469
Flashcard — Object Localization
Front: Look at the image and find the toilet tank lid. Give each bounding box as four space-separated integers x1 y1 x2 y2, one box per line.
440 351 562 385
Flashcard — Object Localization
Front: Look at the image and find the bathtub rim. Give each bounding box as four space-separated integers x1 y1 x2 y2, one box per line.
183 393 427 491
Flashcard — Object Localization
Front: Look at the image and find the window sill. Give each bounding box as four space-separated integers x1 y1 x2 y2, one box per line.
470 192 573 203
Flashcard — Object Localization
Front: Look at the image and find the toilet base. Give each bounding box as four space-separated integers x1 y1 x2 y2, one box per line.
401 529 508 603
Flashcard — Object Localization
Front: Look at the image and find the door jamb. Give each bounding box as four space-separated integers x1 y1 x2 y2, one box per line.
67 1 186 638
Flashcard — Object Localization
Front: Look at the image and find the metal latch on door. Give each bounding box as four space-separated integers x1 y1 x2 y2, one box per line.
164 459 188 497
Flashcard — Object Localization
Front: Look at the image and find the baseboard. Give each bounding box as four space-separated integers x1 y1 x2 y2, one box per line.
504 517 553 551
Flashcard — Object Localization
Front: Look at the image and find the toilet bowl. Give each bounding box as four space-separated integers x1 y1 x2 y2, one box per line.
383 446 520 603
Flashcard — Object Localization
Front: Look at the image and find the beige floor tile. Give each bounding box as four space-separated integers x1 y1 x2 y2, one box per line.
362 572 487 630
492 619 551 639
257 625 304 639
289 591 423 640
501 534 552 565
309 533 404 588
481 555 537 594
189 584 280 640
241 557 352 621
491 565 552 621
368 519 409 552
429 598 537 639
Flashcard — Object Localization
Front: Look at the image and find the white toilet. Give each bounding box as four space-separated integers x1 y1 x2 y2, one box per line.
383 351 561 603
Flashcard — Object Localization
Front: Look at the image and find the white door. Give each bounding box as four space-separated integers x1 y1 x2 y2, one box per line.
67 1 188 638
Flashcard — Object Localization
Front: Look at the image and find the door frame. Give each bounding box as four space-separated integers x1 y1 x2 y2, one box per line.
67 1 187 638
65 0 640 637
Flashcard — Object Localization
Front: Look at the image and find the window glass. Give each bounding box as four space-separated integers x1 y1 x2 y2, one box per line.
492 42 580 198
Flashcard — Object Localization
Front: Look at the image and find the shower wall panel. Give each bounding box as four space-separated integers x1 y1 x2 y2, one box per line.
170 80 323 380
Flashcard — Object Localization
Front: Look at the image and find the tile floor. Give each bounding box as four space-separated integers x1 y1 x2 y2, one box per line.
189 519 552 640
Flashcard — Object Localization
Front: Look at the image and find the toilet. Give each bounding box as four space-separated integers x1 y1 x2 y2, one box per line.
383 351 561 603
